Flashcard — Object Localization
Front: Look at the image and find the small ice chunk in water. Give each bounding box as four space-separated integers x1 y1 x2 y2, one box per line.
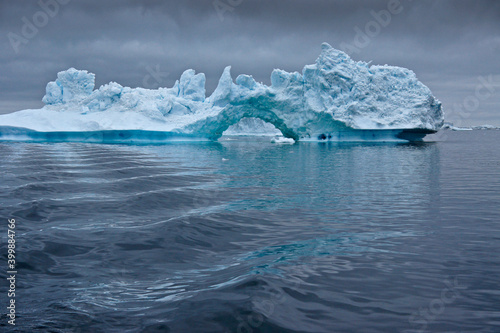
271 136 295 144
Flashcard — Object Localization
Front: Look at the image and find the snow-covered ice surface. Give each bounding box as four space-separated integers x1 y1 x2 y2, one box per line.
0 43 443 143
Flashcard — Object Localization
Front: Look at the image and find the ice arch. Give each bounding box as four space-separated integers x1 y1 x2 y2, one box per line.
183 63 355 141
185 103 305 141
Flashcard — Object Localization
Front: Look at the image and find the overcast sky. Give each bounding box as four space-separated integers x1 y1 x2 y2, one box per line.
1 0 499 125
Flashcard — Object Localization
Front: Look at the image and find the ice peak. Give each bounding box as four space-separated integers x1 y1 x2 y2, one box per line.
208 66 233 106
43 68 95 105
317 43 352 67
321 42 333 51
179 69 206 102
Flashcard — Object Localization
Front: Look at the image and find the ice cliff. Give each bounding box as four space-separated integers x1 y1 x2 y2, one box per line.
0 43 443 142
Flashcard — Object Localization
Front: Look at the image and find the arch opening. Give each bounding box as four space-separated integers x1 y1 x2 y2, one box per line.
199 106 300 141
222 117 282 137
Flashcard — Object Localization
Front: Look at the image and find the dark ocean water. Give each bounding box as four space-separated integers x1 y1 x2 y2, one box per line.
1 130 499 333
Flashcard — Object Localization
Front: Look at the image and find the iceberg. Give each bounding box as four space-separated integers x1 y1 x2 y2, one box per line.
0 43 443 143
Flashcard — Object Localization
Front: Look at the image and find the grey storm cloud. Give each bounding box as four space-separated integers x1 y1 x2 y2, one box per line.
0 0 499 125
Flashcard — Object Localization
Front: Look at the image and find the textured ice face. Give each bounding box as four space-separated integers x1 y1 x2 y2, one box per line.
300 43 443 130
42 68 95 105
178 69 206 102
1 43 443 140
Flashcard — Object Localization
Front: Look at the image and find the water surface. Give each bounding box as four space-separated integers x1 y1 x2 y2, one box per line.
1 131 499 332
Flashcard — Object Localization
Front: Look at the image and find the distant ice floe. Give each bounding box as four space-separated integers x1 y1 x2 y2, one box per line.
442 122 500 131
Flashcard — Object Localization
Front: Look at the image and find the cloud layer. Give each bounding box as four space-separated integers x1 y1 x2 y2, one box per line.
1 0 499 125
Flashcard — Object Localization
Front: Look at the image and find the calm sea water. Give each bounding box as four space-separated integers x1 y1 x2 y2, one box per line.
1 131 499 333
